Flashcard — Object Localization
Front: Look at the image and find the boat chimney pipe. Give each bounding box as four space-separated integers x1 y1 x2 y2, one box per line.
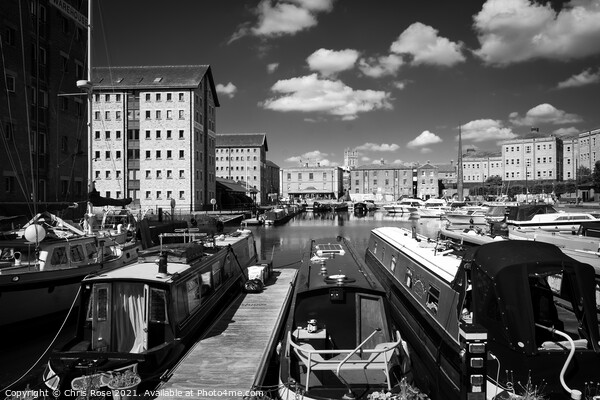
157 252 168 277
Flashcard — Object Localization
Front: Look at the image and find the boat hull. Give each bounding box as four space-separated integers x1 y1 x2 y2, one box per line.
0 241 140 327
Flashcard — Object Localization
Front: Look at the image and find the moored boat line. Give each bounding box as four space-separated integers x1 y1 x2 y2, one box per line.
365 226 600 400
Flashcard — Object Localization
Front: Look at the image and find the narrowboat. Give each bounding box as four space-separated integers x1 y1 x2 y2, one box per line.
44 229 257 396
365 227 600 400
0 212 140 327
278 237 414 400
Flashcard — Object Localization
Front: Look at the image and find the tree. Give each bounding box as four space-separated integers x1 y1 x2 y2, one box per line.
592 161 600 190
578 166 592 185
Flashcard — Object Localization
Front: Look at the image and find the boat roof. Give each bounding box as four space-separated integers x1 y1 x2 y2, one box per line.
295 237 383 295
84 231 253 284
371 227 461 283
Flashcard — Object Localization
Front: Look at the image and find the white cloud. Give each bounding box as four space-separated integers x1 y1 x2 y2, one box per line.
473 0 600 65
288 0 335 12
230 0 335 42
557 68 600 89
509 103 583 126
390 22 466 67
307 48 360 76
355 142 400 152
285 150 337 166
215 82 238 98
552 127 580 136
261 73 393 120
406 130 443 148
460 119 517 142
420 148 432 154
361 156 372 163
358 54 404 77
267 63 279 73
392 80 409 90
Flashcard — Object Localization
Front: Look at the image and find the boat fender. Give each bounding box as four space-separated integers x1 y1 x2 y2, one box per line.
14 251 21 266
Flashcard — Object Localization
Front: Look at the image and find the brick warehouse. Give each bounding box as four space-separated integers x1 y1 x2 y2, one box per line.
90 65 219 213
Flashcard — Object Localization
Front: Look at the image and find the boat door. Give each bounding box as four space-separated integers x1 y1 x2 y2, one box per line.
91 283 112 351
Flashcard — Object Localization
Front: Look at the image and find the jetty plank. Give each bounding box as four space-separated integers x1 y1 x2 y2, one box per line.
155 268 297 399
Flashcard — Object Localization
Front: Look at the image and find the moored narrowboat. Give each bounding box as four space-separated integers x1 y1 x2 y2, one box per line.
278 237 415 400
365 227 600 400
44 230 257 397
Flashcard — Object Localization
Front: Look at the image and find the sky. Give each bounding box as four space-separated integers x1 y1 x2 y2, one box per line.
91 0 600 169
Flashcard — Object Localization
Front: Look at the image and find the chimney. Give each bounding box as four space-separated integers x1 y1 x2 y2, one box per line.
156 252 169 278
317 162 320 167
450 160 454 166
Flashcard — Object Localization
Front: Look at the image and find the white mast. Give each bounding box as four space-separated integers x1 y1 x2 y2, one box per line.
77 0 93 194
457 124 463 201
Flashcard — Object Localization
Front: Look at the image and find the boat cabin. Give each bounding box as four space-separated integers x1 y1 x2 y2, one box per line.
46 231 257 393
281 238 408 398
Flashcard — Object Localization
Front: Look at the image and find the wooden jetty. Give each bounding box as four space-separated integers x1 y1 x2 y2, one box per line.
155 268 297 399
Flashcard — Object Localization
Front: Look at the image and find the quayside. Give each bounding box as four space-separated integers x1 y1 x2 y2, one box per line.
365 226 600 400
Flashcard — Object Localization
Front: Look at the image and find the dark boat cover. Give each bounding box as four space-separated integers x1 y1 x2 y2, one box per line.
506 204 558 221
88 188 132 207
465 240 599 355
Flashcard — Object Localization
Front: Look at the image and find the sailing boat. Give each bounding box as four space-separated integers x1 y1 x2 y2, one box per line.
0 0 140 328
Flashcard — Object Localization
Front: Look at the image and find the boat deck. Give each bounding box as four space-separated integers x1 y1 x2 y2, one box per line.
156 268 297 399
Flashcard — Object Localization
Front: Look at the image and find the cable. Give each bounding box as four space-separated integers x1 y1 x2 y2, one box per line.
0 286 81 392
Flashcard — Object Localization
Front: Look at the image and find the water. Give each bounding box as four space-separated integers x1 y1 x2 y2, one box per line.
251 210 444 270
0 210 444 393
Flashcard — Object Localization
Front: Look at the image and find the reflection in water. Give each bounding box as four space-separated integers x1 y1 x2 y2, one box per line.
249 210 444 269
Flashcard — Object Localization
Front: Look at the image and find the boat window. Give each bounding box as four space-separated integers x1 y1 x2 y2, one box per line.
391 255 397 272
149 288 168 324
97 287 108 321
212 261 222 287
85 242 97 260
186 276 201 312
405 267 413 288
426 285 440 316
373 241 378 255
201 271 212 296
381 246 385 261
50 247 68 265
70 245 85 262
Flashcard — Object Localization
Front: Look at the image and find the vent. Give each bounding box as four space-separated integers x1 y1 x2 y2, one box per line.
154 77 162 83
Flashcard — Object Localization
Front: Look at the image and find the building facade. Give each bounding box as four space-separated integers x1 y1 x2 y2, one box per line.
91 65 219 212
281 164 344 200
0 0 88 208
215 133 269 205
578 128 600 173
264 160 281 203
562 136 579 180
501 135 563 182
416 163 439 199
461 149 503 185
352 163 413 199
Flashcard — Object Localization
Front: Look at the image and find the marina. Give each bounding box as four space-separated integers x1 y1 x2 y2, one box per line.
3 210 600 400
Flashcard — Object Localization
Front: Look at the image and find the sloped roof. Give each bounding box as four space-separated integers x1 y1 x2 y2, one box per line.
216 133 268 151
265 160 280 168
354 163 412 171
435 163 456 173
216 178 259 193
92 65 219 106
